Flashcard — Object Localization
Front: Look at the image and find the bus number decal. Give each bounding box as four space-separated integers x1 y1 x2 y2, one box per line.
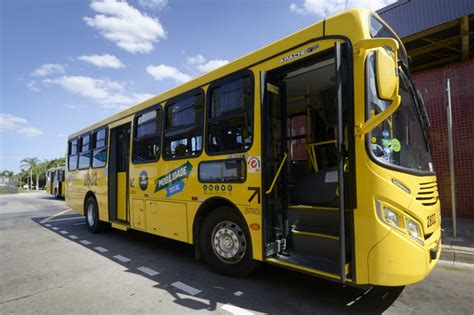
84 173 97 186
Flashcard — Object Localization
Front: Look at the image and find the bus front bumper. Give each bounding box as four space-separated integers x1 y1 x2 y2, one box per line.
367 227 441 286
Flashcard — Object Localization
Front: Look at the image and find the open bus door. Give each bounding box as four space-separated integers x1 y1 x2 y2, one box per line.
263 41 353 283
108 123 131 223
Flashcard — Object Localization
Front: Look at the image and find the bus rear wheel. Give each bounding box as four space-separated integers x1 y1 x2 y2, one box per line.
85 197 105 233
200 207 256 277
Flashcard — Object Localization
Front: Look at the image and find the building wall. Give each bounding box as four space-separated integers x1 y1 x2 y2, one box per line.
413 59 474 218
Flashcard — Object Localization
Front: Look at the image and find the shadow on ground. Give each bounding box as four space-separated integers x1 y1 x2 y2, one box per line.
32 215 404 314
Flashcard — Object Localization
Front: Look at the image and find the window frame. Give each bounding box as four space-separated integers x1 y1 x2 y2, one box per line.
198 158 247 183
132 104 163 165
78 133 92 170
205 70 255 156
162 88 205 161
68 138 79 171
364 52 435 176
91 126 108 169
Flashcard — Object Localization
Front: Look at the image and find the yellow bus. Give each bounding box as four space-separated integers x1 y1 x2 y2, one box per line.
46 166 66 198
65 9 441 286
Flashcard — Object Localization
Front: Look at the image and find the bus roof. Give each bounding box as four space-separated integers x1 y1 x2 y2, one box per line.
68 8 379 140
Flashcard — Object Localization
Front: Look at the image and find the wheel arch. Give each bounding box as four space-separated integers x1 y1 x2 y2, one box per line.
193 197 248 252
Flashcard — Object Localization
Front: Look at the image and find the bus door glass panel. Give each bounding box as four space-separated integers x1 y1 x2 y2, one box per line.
117 126 130 221
263 77 287 245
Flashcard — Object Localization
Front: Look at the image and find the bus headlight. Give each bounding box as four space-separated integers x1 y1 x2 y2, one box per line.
383 207 400 228
406 218 424 245
376 200 401 228
376 200 425 246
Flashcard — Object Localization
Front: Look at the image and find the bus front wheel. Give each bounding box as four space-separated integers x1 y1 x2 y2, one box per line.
85 197 105 233
200 207 256 277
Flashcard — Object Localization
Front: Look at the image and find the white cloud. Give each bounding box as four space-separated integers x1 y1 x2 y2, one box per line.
17 127 44 136
26 80 40 92
186 54 206 66
146 64 192 84
290 0 396 17
84 0 166 54
31 64 65 77
0 113 44 136
185 54 229 73
44 75 152 108
196 59 229 73
138 0 167 11
78 54 125 69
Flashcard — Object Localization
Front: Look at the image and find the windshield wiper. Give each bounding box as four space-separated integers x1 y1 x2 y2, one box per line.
399 70 432 148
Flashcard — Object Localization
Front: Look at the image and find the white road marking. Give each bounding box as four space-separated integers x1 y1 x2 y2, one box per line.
171 281 201 296
137 266 159 276
73 222 86 226
346 301 356 306
59 230 69 235
39 209 72 223
52 227 59 230
221 304 254 315
68 235 78 240
80 240 91 245
113 255 131 263
363 287 373 295
94 246 108 253
234 291 243 296
44 224 51 227
45 216 83 223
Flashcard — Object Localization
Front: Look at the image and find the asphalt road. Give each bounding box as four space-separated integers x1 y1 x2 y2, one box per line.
1 192 472 314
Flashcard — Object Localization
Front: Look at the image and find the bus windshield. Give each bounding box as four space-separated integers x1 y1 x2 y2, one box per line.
367 54 433 173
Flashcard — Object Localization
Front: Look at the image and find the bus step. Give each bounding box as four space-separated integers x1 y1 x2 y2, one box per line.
287 207 339 232
268 250 349 280
288 204 338 211
111 221 130 231
290 227 340 261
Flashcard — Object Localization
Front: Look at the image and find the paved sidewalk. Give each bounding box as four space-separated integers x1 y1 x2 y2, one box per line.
440 218 474 265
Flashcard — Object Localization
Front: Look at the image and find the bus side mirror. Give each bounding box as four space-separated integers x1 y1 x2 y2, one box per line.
376 48 397 100
354 38 401 136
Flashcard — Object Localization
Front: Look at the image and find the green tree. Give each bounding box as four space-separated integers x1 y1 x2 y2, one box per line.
20 157 39 190
0 170 14 177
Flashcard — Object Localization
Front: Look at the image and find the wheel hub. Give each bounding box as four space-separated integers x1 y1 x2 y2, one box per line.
87 204 95 226
211 221 246 264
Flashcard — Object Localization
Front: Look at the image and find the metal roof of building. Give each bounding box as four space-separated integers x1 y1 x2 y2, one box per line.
377 0 474 38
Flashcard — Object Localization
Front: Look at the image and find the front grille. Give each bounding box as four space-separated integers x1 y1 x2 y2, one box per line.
416 181 439 206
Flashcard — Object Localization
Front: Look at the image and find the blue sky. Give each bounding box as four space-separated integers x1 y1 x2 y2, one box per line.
0 0 394 172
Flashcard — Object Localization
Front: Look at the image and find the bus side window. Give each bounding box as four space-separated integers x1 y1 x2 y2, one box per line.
68 139 79 171
78 134 91 170
132 108 161 163
206 76 253 154
92 128 107 168
163 92 203 159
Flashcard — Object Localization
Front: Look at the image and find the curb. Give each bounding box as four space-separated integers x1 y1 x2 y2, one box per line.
440 244 474 266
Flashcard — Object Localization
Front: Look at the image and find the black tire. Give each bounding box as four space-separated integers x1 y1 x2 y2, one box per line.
200 207 257 277
85 197 105 233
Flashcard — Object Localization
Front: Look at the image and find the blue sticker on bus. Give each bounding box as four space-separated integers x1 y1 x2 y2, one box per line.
166 179 185 197
155 161 193 196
